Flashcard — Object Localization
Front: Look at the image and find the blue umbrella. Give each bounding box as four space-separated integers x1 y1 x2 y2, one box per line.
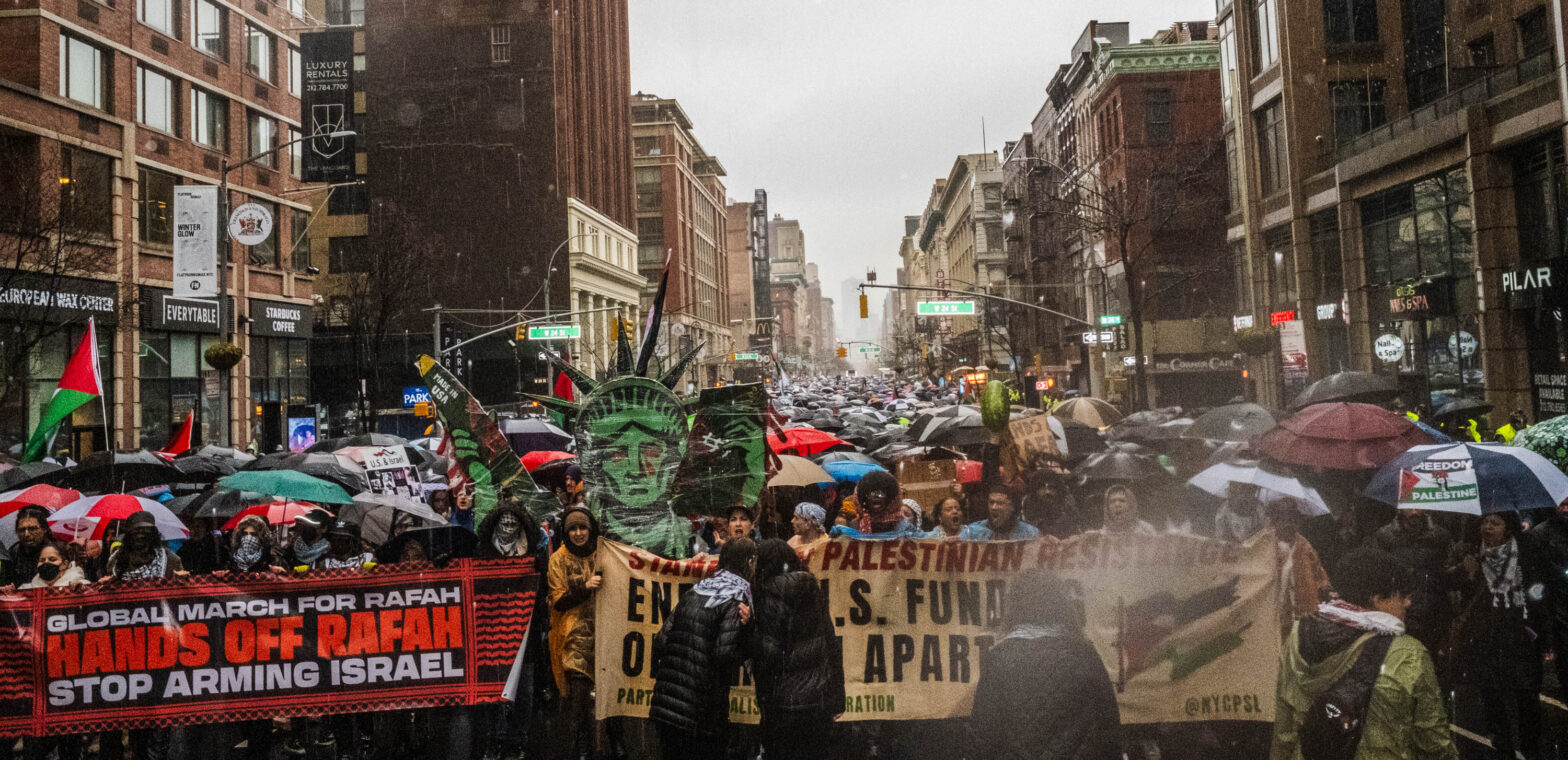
822 460 888 484
1411 420 1453 443
1364 442 1568 515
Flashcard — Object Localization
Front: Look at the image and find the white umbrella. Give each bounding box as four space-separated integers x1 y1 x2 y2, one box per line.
1188 460 1330 517
48 495 189 541
341 491 448 546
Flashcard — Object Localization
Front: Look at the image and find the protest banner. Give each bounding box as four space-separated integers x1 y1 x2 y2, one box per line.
595 532 1277 724
0 559 537 737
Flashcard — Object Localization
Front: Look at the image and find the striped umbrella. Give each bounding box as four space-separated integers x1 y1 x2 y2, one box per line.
1364 442 1568 515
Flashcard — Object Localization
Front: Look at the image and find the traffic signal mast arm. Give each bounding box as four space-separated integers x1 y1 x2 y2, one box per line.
438 305 623 355
856 282 1094 326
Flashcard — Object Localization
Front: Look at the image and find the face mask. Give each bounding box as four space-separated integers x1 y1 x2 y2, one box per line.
495 515 521 543
35 563 61 582
233 534 264 570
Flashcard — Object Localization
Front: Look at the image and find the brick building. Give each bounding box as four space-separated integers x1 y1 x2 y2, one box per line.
0 0 316 453
1221 0 1568 418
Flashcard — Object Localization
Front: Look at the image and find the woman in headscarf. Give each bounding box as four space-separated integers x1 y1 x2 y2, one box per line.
749 540 844 760
788 502 827 549
548 506 602 760
102 511 185 581
476 500 550 759
1447 512 1546 760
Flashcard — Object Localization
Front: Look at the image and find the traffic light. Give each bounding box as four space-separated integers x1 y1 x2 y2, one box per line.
859 293 869 319
836 346 847 358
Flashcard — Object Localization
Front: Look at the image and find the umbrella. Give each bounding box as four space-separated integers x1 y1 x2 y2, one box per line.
307 433 408 452
54 450 186 492
245 452 369 495
868 444 965 463
1076 450 1173 485
1051 397 1123 429
0 461 65 490
0 485 82 552
924 421 992 448
172 455 242 480
907 405 980 439
1185 403 1277 442
500 417 574 454
521 450 576 471
1258 402 1435 470
822 460 888 484
1365 442 1568 515
1287 371 1397 411
340 492 448 546
1187 460 1330 516
222 500 316 529
186 487 278 521
183 444 257 463
1107 418 1194 445
1431 397 1492 421
375 525 478 564
768 428 850 457
813 451 878 465
1514 415 1568 471
1412 420 1454 443
219 470 355 505
48 495 188 541
766 455 834 488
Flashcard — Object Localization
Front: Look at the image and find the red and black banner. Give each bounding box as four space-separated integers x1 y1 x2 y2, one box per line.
0 558 537 737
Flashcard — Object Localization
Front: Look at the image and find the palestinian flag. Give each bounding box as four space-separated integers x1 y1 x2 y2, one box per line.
161 410 195 456
22 319 102 462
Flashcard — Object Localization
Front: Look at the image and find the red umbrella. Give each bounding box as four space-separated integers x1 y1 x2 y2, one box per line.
1257 402 1435 470
521 450 576 471
0 484 82 515
767 427 850 457
223 501 316 530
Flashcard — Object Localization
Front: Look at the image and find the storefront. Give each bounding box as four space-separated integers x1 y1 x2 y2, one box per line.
1136 353 1244 410
0 273 118 456
137 287 229 449
1501 257 1567 420
247 299 313 452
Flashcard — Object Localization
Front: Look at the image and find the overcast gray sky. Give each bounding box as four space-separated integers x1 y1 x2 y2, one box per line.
628 0 1214 331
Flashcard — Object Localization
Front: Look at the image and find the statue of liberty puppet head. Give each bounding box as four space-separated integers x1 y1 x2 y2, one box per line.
529 325 704 557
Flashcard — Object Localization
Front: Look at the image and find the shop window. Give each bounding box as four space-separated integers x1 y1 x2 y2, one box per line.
1361 166 1473 285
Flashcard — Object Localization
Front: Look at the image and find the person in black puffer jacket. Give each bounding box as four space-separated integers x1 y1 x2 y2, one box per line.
650 537 756 760
970 568 1121 760
749 539 845 760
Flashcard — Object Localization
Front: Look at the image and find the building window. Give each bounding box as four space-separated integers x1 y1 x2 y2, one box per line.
984 222 1004 252
327 236 366 272
1512 139 1568 264
1219 16 1237 118
1361 166 1473 285
136 67 176 134
1467 35 1496 67
1253 98 1286 195
288 46 302 96
138 0 174 35
1224 131 1240 212
192 0 226 59
1309 210 1342 298
325 0 364 25
59 35 107 110
1263 225 1296 306
246 24 273 83
1519 7 1554 78
1404 0 1447 108
1329 79 1386 144
288 127 302 178
289 208 311 272
247 111 275 167
1323 0 1378 44
60 147 113 239
982 185 1002 211
247 199 278 266
137 167 176 246
1144 88 1172 145
490 24 512 63
328 182 368 215
634 136 660 156
1252 0 1279 69
1232 242 1253 312
191 88 226 150
635 167 662 212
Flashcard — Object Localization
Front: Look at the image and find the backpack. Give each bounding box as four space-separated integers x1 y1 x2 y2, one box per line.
1298 632 1395 760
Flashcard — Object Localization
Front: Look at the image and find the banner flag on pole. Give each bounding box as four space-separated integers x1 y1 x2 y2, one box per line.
21 319 101 462
160 411 195 457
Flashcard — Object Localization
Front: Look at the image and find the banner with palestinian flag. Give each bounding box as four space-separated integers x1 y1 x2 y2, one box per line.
21 319 101 462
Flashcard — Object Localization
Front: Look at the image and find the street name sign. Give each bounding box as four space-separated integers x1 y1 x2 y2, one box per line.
526 324 580 341
916 301 976 316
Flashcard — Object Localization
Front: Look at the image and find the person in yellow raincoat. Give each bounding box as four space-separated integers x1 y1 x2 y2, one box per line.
549 506 602 760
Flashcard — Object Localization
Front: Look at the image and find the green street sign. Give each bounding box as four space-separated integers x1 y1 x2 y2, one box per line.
526 324 580 341
1099 314 1123 326
916 300 976 316
859 346 881 353
734 352 761 361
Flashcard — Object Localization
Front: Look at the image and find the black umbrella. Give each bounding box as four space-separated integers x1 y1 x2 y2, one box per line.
499 418 573 454
54 450 185 493
1431 397 1492 421
1287 371 1397 411
375 525 477 564
0 461 65 490
171 456 241 480
187 486 277 520
1107 418 1194 445
926 422 991 448
307 433 408 452
1076 450 1173 485
1185 403 1277 442
244 452 370 495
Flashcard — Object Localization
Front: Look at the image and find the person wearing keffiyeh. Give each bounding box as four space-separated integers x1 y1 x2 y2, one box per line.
1447 512 1546 760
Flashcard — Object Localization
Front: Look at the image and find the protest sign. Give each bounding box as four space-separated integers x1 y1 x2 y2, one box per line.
895 459 958 515
0 559 537 737
1007 414 1060 463
364 446 420 499
594 532 1277 724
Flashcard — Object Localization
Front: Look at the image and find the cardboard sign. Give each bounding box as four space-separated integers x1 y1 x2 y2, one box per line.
896 459 958 514
1008 415 1060 464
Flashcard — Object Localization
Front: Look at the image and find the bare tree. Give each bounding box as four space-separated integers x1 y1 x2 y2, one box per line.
329 199 438 431
0 130 121 422
1040 138 1228 410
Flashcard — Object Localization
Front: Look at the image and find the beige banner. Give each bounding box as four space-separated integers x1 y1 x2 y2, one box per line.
593 531 1277 724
